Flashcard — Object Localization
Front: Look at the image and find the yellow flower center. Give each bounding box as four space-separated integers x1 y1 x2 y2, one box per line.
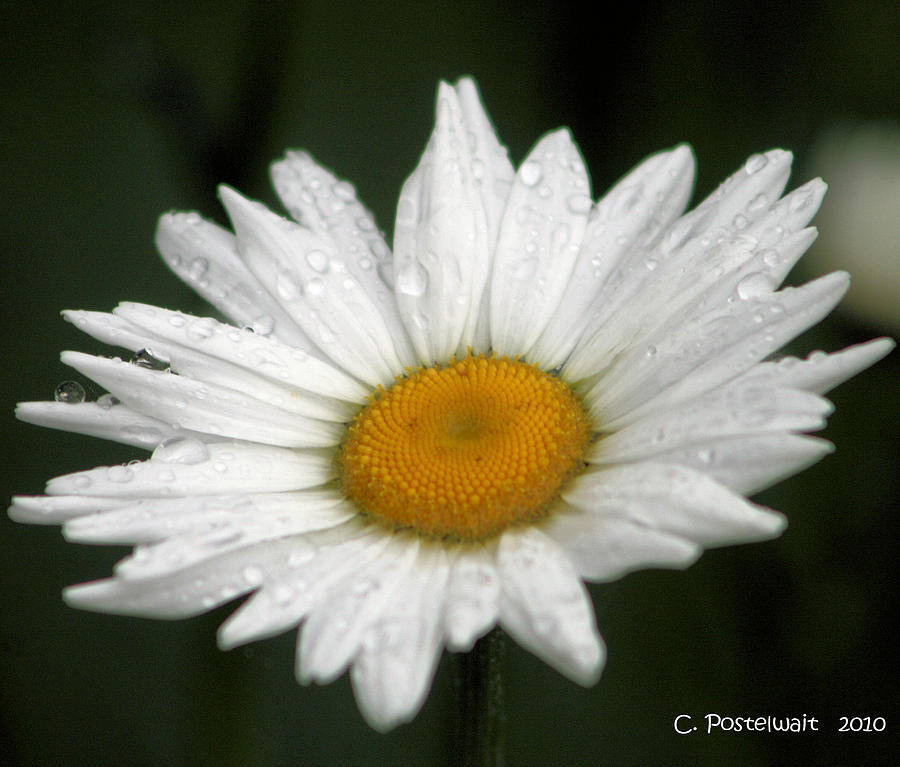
339 353 591 540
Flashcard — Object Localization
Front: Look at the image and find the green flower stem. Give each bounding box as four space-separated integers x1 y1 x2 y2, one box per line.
455 628 506 767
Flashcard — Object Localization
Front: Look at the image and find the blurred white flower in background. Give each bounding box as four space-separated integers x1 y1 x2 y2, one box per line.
807 122 900 332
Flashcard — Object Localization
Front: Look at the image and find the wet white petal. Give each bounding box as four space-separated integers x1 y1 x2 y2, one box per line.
638 432 835 495
583 271 850 428
490 129 591 358
443 544 501 651
218 526 389 650
60 351 343 447
269 150 417 366
591 383 832 463
220 185 405 385
531 145 696 369
155 212 315 351
497 527 604 685
736 338 895 394
9 495 130 525
298 534 420 685
63 489 353 545
64 534 308 618
46 442 333 498
541 506 700 582
351 544 449 732
393 82 490 362
564 463 786 545
16 401 203 449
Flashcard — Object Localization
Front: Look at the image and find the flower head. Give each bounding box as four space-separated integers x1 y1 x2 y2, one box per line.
11 78 893 731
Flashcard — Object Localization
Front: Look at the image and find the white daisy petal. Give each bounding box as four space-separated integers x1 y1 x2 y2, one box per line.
530 145 696 369
299 534 421 685
640 432 835 496
218 526 390 650
490 129 591 358
63 489 353 545
541 505 701 582
563 463 786 546
591 383 832 464
443 544 501 651
219 185 404 385
155 212 315 350
351 544 450 732
736 338 895 395
453 77 517 350
64 534 309 619
66 304 368 412
564 153 810 384
587 271 850 428
60 351 343 448
108 496 349 583
45 442 333 498
16 401 202 449
393 82 491 363
9 495 130 525
497 527 605 685
269 150 418 367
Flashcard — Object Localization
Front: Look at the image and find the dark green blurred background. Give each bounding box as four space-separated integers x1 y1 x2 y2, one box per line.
2 1 898 765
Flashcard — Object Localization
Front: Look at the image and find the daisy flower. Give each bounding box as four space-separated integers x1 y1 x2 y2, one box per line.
10 77 892 732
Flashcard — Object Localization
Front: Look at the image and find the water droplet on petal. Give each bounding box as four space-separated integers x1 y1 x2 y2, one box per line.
744 154 768 174
736 272 773 300
242 565 264 587
131 348 170 371
396 262 428 297
306 277 325 296
305 250 329 273
276 270 302 301
106 465 134 483
96 393 119 409
519 161 542 187
189 257 208 279
54 381 86 404
187 318 216 341
152 437 210 465
251 314 274 336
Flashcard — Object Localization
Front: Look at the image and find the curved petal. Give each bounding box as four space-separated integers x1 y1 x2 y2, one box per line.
563 462 786 546
60 351 344 448
530 144 696 369
350 544 450 732
269 150 417 367
65 307 365 420
63 488 352 545
220 186 405 385
497 526 604 685
453 77 517 350
16 400 206 449
490 129 591 358
443 543 501 651
735 338 895 395
590 383 832 464
155 212 315 351
217 525 389 650
581 271 850 428
392 82 491 362
298 534 420 685
45 442 334 498
541 504 700 582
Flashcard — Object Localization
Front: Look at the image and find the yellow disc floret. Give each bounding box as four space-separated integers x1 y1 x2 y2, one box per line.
339 353 591 540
